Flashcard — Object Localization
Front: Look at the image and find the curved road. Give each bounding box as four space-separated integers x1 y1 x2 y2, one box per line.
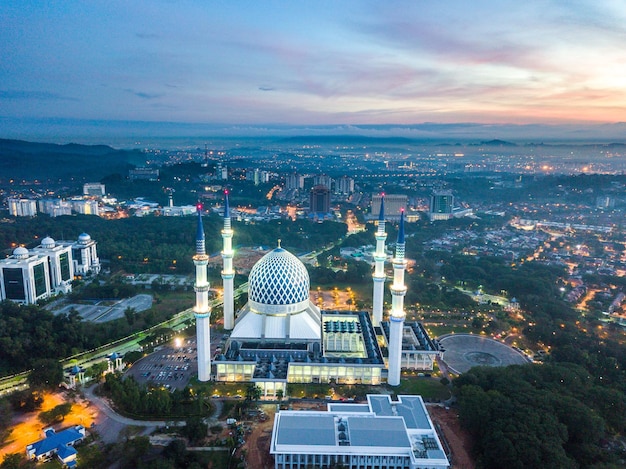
82 384 223 443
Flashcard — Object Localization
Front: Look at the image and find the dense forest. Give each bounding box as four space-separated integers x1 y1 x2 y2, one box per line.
455 364 626 468
0 214 347 274
0 299 171 375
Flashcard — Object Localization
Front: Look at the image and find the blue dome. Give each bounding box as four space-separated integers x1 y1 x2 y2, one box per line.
248 248 310 310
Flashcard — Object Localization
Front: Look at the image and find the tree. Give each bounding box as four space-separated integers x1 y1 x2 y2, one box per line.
245 384 262 402
27 359 63 390
38 402 72 425
124 307 136 325
180 417 207 445
276 388 284 401
86 361 109 381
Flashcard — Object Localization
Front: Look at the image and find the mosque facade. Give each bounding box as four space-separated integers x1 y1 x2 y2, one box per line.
193 194 440 395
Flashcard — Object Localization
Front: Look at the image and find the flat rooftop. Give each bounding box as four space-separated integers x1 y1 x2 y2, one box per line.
271 394 449 467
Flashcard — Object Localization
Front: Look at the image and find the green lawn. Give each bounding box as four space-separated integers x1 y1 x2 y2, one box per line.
390 378 451 401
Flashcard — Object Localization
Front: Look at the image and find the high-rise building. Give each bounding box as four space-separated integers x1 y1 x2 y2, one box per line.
193 205 212 381
309 185 331 213
7 198 37 217
0 231 102 303
313 174 332 190
71 200 99 216
286 173 304 190
38 199 72 217
71 233 100 276
371 194 406 221
429 190 454 221
336 176 354 195
83 183 105 197
32 236 73 295
0 247 51 304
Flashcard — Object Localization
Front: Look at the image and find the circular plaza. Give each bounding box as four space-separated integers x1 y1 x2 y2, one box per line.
439 334 529 374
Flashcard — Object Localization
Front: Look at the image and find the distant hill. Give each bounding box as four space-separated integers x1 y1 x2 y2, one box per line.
278 135 415 145
0 138 145 182
477 139 517 146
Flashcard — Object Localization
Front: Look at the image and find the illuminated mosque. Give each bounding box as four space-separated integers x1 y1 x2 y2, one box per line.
194 194 440 396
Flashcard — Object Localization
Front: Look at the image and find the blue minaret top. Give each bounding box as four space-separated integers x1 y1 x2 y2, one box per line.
395 209 405 260
224 190 230 218
378 194 385 222
196 204 206 255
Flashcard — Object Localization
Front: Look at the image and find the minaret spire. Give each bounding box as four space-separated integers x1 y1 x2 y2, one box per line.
221 190 235 330
194 204 211 381
387 209 407 386
372 193 387 326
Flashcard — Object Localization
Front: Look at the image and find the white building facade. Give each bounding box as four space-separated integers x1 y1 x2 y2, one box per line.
271 394 449 469
0 247 51 304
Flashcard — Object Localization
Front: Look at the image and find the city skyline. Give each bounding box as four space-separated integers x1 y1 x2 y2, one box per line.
2 1 626 142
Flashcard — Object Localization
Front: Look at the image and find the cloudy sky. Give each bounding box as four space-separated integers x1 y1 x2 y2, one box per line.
2 1 626 140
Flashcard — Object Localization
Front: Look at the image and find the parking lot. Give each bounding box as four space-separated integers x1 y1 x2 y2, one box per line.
126 338 199 390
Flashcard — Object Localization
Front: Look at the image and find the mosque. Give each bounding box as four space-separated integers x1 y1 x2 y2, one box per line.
194 194 440 396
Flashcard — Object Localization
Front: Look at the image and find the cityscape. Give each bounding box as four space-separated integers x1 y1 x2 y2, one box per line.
1 2 626 469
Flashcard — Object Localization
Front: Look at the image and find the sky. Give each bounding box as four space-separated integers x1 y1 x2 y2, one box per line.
2 0 626 142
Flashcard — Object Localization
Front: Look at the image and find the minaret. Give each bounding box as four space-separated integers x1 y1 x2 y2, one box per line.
193 204 211 381
387 209 407 386
221 190 235 330
372 194 387 326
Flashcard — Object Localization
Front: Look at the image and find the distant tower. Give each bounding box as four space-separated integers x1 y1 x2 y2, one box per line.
372 194 387 326
310 185 331 213
221 191 235 330
387 210 407 386
193 205 211 381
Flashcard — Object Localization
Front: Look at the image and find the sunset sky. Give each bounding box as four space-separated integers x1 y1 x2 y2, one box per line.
2 1 626 140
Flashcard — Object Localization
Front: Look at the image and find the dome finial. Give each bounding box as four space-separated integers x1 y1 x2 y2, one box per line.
277 239 281 248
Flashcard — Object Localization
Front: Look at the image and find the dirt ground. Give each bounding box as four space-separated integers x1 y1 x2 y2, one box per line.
0 391 98 459
428 405 475 469
240 407 276 469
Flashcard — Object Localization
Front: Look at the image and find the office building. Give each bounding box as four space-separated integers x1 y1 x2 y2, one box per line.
271 394 449 469
83 182 105 197
310 185 331 213
429 191 454 221
371 194 406 221
7 198 37 217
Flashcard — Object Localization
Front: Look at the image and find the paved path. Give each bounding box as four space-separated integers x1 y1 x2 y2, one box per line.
82 385 221 444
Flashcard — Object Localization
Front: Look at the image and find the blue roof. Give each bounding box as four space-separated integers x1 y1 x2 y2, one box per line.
378 194 385 221
27 426 84 458
56 444 77 460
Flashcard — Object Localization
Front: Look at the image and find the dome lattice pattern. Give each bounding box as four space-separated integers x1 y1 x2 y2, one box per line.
248 248 309 306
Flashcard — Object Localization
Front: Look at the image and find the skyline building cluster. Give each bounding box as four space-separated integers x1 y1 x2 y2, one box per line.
0 233 100 304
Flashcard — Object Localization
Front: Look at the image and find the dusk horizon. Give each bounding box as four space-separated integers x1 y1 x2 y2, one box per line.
3 1 626 147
